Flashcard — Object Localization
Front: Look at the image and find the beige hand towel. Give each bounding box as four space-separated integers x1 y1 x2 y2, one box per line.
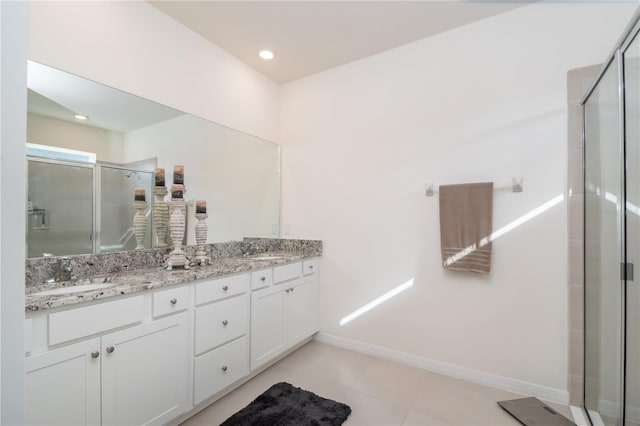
439 182 493 273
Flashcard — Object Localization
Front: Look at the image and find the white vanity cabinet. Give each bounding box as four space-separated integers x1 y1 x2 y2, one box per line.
25 290 190 426
250 260 319 370
193 273 250 405
25 256 320 425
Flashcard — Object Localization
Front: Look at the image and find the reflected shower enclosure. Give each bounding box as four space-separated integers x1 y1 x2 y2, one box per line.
27 157 153 258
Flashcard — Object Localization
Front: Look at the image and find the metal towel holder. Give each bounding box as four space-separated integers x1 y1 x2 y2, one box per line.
425 176 523 197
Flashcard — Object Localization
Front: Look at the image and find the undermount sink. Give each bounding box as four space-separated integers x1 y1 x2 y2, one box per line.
33 283 116 296
251 255 284 261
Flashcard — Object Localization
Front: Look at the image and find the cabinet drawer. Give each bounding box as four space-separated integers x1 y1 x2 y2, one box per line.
302 259 319 276
250 269 272 290
153 286 189 318
194 294 248 355
49 296 144 346
194 336 249 405
195 273 249 306
273 262 302 284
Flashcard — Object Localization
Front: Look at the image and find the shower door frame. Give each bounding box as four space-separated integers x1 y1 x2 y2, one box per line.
581 9 640 426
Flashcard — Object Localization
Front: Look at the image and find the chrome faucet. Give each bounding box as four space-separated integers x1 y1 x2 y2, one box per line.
54 257 72 282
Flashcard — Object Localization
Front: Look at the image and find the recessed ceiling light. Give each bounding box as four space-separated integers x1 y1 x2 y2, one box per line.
259 50 275 60
74 114 88 120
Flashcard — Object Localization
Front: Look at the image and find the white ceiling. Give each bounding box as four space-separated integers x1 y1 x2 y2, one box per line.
149 1 531 83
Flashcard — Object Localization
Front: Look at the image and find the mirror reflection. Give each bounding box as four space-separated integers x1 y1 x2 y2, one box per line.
26 61 280 259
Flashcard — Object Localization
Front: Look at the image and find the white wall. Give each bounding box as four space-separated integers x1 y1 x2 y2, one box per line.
28 1 280 143
0 1 27 423
27 113 124 163
123 114 280 244
280 2 637 397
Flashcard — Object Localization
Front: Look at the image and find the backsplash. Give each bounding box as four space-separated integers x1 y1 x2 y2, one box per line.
26 238 322 288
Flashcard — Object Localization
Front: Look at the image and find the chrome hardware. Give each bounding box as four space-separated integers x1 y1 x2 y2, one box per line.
222 320 228 326
47 256 73 283
106 346 115 354
170 298 177 305
222 285 229 291
260 276 266 281
221 366 228 372
91 351 100 359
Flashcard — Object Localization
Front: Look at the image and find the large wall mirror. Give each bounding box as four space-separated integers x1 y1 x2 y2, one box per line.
26 61 281 259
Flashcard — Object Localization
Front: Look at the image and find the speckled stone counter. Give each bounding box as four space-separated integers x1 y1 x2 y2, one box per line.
25 238 322 312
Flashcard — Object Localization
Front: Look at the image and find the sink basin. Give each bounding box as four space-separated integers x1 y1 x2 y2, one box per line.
33 283 116 296
252 255 284 261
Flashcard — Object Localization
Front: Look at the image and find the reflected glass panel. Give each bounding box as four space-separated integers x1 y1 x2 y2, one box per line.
100 167 153 252
27 159 94 258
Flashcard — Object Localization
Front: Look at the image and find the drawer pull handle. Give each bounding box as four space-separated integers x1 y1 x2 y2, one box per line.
260 276 266 281
309 265 314 269
91 351 100 359
106 346 115 354
170 298 177 305
222 320 228 326
222 285 229 291
221 366 228 372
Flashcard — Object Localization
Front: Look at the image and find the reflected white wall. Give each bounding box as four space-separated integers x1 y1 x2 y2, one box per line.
123 115 280 244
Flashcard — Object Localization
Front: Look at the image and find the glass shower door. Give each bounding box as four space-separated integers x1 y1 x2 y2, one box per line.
624 31 640 426
99 166 153 252
584 57 624 426
27 159 94 258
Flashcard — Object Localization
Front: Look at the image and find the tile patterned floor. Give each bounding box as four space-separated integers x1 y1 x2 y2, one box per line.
180 341 574 426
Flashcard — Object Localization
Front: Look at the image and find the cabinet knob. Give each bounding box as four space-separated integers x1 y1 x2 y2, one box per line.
290 287 295 292
222 285 229 291
309 265 314 269
285 289 290 293
260 276 266 281
170 298 177 305
106 346 115 354
91 351 100 359
221 366 228 372
222 320 228 326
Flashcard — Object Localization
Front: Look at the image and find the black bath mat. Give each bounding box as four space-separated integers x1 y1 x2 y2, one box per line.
497 397 575 426
220 382 351 426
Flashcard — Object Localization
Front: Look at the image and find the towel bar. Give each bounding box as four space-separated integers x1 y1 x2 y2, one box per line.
425 177 523 197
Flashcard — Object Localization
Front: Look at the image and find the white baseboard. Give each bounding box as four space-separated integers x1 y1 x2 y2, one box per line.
314 332 569 405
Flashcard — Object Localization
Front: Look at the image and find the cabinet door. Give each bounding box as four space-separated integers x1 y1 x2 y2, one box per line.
101 312 189 426
25 338 101 426
250 286 287 370
287 278 319 346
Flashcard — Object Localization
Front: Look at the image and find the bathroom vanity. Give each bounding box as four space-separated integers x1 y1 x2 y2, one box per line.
24 241 320 425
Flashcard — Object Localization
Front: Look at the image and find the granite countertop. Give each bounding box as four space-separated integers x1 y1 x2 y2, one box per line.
26 252 313 312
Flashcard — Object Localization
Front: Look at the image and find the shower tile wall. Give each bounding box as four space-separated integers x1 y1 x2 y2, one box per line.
567 64 601 406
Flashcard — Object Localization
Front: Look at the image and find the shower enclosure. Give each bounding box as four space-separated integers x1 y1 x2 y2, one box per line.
583 11 640 426
27 157 153 258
